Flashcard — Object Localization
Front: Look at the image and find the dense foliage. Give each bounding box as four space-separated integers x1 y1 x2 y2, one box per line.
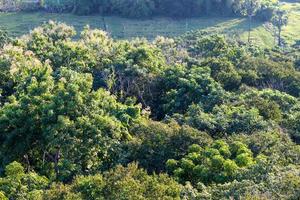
0 21 300 199
1 0 279 19
167 140 257 185
49 0 279 19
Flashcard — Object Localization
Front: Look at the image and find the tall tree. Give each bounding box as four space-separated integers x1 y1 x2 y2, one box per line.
272 9 288 47
0 49 141 180
237 0 261 43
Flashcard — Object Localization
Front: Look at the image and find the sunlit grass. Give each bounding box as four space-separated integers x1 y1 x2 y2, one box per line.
281 2 300 46
0 2 299 48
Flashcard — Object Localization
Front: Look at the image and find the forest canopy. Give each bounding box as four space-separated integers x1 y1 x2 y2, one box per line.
0 20 299 199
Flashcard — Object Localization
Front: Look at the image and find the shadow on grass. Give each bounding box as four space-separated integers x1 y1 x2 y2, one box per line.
0 11 265 40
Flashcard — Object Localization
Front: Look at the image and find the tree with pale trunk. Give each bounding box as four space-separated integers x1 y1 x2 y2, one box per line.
272 9 288 47
236 0 261 43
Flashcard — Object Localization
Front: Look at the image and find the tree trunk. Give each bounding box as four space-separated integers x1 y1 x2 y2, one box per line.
278 26 281 46
205 0 211 15
54 148 61 179
24 154 30 173
248 15 252 43
103 16 107 32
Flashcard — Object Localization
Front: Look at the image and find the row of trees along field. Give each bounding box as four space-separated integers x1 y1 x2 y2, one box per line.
0 0 292 46
0 21 299 199
52 0 278 18
0 0 283 19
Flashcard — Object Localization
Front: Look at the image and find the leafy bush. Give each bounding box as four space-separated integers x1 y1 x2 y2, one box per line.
184 104 268 137
0 162 49 200
166 140 257 185
42 163 183 200
123 120 212 172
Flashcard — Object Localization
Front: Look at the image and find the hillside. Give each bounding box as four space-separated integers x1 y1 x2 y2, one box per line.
0 19 300 199
0 1 300 200
0 2 299 48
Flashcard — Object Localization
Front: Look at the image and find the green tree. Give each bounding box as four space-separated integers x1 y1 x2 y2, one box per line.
236 0 261 43
0 162 49 200
157 64 226 117
0 55 141 180
184 104 268 137
202 57 241 90
0 29 11 48
271 9 288 47
124 120 212 172
102 163 182 200
166 140 256 185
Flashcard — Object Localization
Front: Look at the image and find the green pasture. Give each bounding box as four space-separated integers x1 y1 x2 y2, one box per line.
0 2 299 48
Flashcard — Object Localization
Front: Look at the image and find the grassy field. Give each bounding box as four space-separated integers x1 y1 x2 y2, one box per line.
280 2 300 45
0 2 299 48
